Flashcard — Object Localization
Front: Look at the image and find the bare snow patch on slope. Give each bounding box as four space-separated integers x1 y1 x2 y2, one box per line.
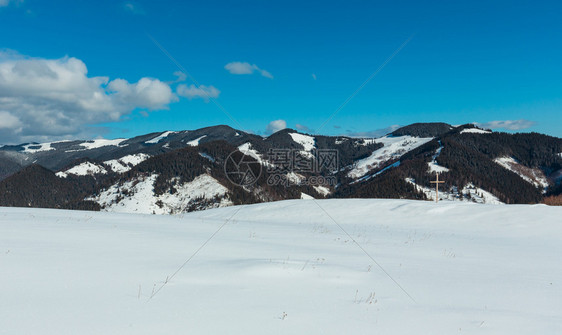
238 142 261 160
352 161 401 184
187 135 207 146
427 141 449 173
237 142 274 168
56 161 108 178
289 133 315 158
104 153 151 173
334 138 347 145
348 136 433 179
79 138 127 150
145 131 176 144
300 192 314 199
21 144 43 154
406 178 503 204
460 128 491 134
89 173 231 214
156 175 232 213
22 142 56 154
494 157 549 192
90 174 159 213
355 138 377 146
313 185 330 196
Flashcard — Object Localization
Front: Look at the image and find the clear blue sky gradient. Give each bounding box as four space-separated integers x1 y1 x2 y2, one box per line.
2 0 561 138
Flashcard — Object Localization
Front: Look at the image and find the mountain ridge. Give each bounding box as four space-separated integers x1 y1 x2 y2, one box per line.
1 122 561 212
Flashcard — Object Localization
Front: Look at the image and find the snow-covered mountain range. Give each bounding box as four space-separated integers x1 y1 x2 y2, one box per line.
1 122 561 213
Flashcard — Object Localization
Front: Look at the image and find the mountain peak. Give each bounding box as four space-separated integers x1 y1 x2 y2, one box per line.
390 123 454 137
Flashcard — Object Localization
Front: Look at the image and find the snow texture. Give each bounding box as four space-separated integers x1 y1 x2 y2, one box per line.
407 178 503 204
104 153 151 173
88 173 231 214
145 131 176 144
427 141 450 173
300 192 314 199
22 142 56 154
79 138 127 150
460 128 492 134
494 157 549 192
356 138 377 146
238 142 265 163
56 161 108 178
1 199 561 334
334 138 347 145
289 133 316 158
353 161 401 184
289 133 315 152
348 136 433 179
313 185 330 196
187 135 207 146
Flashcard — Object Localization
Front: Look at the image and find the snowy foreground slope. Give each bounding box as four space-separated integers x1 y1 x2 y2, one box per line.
1 199 561 334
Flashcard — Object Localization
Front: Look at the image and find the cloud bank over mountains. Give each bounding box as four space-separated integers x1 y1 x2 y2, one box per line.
266 119 286 134
0 52 215 144
475 119 536 131
0 51 543 145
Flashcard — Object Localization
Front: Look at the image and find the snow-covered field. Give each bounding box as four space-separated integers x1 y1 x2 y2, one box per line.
1 199 561 334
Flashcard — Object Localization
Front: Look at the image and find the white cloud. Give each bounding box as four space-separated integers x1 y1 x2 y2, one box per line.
123 2 145 14
107 77 175 109
295 124 312 132
176 84 220 101
266 119 287 134
346 125 401 138
225 62 254 75
312 73 317 80
0 111 21 129
0 0 23 7
475 119 536 131
0 53 176 143
172 71 187 82
259 69 273 79
224 62 273 79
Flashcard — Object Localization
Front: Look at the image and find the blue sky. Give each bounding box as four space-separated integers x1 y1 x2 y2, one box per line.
0 0 561 143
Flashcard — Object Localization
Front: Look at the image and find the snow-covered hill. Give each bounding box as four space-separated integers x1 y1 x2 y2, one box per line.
347 135 433 179
1 123 561 210
494 156 549 192
1 199 560 334
88 173 232 214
